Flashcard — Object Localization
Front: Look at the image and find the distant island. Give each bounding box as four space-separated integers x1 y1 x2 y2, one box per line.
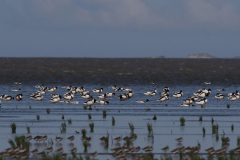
185 53 216 58
151 56 167 58
234 56 240 59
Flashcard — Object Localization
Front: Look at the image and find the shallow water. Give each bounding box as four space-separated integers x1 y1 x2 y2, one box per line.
0 58 240 159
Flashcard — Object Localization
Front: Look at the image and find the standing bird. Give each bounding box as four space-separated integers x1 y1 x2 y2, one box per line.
56 147 63 154
45 147 53 153
67 136 74 141
90 151 98 158
161 146 169 152
175 137 183 142
55 136 63 143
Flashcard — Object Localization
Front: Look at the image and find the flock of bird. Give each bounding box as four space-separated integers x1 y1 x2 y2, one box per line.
0 82 239 159
0 81 238 108
0 133 237 159
0 135 98 159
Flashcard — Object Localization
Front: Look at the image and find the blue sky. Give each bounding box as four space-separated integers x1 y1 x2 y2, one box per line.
0 0 240 58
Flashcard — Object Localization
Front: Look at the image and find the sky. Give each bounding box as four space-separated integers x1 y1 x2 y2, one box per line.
0 0 240 58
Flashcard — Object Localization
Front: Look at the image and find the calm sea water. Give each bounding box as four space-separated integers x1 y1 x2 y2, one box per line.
0 58 240 160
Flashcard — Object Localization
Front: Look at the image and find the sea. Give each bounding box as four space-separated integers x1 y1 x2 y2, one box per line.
0 58 240 160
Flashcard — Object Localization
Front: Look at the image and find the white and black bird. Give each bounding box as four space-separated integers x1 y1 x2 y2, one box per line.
2 95 14 101
50 95 61 103
81 94 92 99
204 82 211 84
76 86 85 93
115 87 124 92
162 87 170 92
83 99 96 106
35 84 44 88
156 95 169 102
144 89 157 95
229 95 239 101
48 87 57 92
183 97 194 104
96 100 109 105
118 94 128 101
126 91 134 98
106 92 115 97
93 88 103 93
228 91 239 97
110 85 117 90
136 99 150 103
195 98 208 105
173 90 183 98
180 104 194 107
64 92 74 100
82 90 90 96
98 93 107 99
16 94 23 101
215 93 224 100
33 95 43 101
124 88 131 91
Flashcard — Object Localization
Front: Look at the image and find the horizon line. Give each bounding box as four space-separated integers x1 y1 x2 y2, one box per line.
0 57 239 59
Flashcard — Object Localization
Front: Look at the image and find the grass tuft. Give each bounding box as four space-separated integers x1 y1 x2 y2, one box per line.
197 140 201 149
227 104 230 108
83 141 88 153
36 115 40 120
221 135 226 145
104 133 109 146
216 133 219 141
10 123 16 133
211 117 214 124
83 106 87 110
237 136 240 145
26 124 30 134
46 108 50 114
112 116 115 126
60 121 66 133
153 115 157 120
126 137 131 147
88 114 92 119
199 116 202 121
231 124 234 131
128 122 134 134
81 129 86 138
147 122 153 134
212 124 218 134
202 127 205 137
145 108 150 111
77 155 84 160
103 110 107 118
62 114 64 120
85 155 90 160
89 123 94 133
142 153 154 160
68 118 72 125
8 139 16 148
180 117 185 126
229 150 235 160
